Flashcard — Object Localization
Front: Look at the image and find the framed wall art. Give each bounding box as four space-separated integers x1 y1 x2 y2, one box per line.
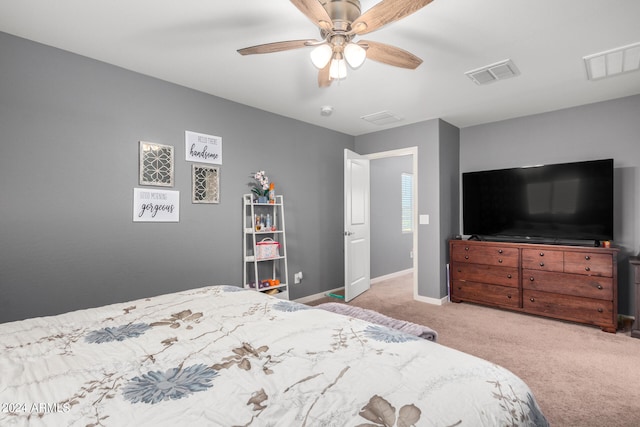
185 130 222 165
133 188 180 222
139 141 174 187
192 164 219 204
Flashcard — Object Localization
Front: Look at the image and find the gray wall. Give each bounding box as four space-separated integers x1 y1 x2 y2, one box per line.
370 156 413 278
460 94 640 315
3 30 637 322
438 121 461 295
355 120 460 301
0 32 353 323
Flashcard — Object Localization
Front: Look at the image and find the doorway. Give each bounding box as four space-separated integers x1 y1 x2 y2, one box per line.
344 147 418 300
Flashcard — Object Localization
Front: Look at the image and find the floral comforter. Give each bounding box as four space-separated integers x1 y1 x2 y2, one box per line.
0 286 548 426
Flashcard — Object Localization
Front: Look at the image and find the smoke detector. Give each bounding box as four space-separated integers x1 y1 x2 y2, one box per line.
465 59 520 85
320 105 334 116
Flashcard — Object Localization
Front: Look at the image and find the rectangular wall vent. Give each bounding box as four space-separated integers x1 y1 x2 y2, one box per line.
584 41 640 80
465 59 520 85
361 110 404 125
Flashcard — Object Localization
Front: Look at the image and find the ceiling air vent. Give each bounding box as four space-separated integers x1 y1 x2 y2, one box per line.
361 110 404 125
465 59 520 85
584 42 640 80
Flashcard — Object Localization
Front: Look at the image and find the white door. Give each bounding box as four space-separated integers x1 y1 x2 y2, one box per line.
344 149 370 302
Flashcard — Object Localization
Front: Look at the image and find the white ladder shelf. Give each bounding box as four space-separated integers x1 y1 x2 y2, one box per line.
242 194 289 299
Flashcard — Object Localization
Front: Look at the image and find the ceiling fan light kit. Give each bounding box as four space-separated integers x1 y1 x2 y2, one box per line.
344 42 366 69
310 44 333 68
329 53 348 79
238 0 433 87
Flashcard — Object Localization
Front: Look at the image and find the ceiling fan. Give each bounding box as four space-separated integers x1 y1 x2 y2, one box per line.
237 0 433 87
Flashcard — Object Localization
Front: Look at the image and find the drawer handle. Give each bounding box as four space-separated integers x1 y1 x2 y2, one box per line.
539 262 545 267
530 297 535 302
498 259 503 263
585 267 591 272
597 284 603 290
464 247 469 251
597 308 603 313
507 294 512 299
585 255 591 260
539 252 544 257
465 255 469 260
529 277 535 281
498 249 503 254
457 269 462 273
507 274 512 279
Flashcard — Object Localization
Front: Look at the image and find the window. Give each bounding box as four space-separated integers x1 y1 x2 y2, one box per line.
401 173 413 233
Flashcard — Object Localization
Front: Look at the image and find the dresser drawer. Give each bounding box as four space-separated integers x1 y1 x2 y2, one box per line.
451 244 518 267
521 248 563 272
564 252 613 277
451 263 519 288
522 269 613 300
523 290 614 329
451 280 520 308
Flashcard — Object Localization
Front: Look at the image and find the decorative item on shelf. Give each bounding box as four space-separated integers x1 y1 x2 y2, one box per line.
269 183 275 204
250 170 271 203
258 280 271 289
259 279 281 289
256 238 280 260
255 214 262 231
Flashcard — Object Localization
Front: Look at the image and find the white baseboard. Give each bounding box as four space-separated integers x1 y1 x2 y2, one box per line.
295 268 451 306
371 268 413 284
295 286 344 304
413 293 449 306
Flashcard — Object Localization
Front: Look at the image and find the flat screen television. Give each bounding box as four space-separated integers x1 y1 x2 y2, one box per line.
463 158 614 244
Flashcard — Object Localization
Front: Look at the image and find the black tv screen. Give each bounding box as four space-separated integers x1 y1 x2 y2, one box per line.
463 159 614 243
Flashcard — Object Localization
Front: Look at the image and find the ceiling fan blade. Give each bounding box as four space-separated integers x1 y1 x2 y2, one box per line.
351 0 433 35
359 40 423 69
237 39 317 55
290 0 333 31
318 61 332 87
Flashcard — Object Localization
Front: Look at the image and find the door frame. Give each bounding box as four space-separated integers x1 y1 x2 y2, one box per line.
364 146 418 299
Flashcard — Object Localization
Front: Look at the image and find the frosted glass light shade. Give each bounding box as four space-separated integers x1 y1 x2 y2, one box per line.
329 58 347 80
310 44 333 69
344 43 366 69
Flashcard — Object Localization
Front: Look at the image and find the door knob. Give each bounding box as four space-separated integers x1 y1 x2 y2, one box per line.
344 231 354 236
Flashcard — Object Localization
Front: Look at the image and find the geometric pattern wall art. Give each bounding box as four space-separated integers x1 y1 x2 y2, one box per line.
192 164 219 204
139 141 174 187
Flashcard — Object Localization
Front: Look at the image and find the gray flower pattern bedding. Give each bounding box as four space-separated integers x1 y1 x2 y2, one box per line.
0 286 548 426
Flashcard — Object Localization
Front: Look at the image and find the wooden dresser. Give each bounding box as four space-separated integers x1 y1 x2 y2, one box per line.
450 239 619 332
631 256 640 338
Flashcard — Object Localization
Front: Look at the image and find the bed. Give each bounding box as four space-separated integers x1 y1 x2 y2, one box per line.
0 285 548 426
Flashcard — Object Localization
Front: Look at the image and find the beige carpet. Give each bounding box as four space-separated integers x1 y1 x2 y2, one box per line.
307 273 640 427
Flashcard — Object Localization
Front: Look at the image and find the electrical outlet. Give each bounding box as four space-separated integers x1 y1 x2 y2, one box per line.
294 271 303 284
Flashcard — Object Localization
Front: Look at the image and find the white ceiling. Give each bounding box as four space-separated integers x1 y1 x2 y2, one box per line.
1 0 640 136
